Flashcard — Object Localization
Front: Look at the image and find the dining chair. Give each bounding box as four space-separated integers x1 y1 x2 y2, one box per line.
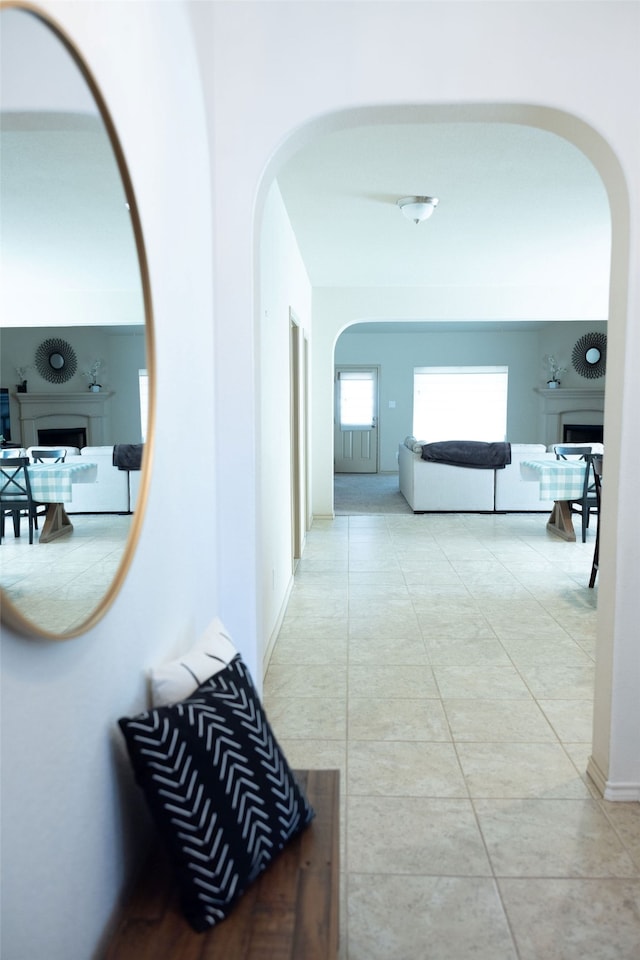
553 444 593 461
553 444 598 543
29 448 67 463
589 454 603 587
25 450 67 528
0 457 45 545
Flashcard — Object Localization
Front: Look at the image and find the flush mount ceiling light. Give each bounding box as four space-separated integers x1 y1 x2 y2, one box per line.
397 195 439 224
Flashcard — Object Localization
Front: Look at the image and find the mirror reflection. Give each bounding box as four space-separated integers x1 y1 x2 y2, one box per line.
0 7 151 638
586 347 601 364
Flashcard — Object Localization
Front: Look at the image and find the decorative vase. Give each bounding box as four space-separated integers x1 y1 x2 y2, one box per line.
16 380 27 393
89 384 101 392
547 379 560 389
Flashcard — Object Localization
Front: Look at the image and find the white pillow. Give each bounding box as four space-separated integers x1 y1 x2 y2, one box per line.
150 617 237 707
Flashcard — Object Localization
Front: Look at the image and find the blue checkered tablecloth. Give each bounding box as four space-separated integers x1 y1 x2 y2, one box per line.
520 459 586 501
27 462 98 503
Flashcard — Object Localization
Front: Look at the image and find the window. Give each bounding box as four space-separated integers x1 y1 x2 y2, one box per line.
413 366 508 442
337 369 375 430
138 369 148 442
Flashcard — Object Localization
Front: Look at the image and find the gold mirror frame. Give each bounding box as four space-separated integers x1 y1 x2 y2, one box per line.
0 2 155 640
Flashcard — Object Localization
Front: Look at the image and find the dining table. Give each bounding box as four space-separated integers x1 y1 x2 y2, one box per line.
520 458 588 541
28 461 98 543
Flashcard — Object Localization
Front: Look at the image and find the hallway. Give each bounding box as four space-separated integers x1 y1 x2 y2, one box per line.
264 512 640 959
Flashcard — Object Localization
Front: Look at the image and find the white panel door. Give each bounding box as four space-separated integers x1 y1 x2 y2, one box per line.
334 366 378 473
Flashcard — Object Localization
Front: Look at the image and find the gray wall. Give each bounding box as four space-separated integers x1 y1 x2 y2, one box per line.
0 326 146 445
334 321 607 472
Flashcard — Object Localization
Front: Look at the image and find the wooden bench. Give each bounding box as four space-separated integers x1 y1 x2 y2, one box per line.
104 769 340 960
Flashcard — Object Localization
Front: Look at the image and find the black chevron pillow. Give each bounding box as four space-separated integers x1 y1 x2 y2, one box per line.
119 655 315 932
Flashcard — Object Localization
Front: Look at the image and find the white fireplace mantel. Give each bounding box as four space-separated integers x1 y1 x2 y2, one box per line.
535 387 605 447
13 391 113 447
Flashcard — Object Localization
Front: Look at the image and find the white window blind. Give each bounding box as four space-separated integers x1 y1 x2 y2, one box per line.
338 370 375 430
413 366 508 442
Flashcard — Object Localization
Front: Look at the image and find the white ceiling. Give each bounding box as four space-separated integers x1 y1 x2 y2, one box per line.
0 8 142 330
1 9 612 335
276 120 612 320
1 113 139 307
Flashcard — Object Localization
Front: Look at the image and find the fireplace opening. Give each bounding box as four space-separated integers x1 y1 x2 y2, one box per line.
563 423 604 444
37 427 87 449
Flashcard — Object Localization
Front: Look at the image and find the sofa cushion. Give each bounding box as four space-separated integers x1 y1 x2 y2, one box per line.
79 446 113 457
119 655 315 932
510 444 547 454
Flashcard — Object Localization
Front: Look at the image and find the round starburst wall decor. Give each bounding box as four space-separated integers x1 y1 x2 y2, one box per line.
35 338 78 384
571 332 607 379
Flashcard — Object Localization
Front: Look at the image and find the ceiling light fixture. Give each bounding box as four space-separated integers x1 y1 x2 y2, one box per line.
397 195 439 224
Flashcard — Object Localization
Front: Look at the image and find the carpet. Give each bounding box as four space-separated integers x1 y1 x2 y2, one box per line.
333 472 412 515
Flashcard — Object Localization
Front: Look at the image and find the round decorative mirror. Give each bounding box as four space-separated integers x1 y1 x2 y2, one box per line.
571 332 607 379
0 5 154 640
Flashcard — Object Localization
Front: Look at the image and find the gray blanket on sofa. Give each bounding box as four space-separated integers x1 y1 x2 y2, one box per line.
113 443 143 470
421 440 512 469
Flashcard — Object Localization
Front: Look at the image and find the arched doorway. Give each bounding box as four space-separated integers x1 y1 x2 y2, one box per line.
258 102 632 797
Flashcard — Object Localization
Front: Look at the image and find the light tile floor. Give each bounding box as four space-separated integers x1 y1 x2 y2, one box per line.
0 512 131 633
263 512 640 960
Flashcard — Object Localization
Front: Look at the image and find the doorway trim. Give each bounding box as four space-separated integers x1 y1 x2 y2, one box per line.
290 310 308 563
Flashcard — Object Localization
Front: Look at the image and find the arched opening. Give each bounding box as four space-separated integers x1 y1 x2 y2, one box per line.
257 102 631 800
270 109 613 516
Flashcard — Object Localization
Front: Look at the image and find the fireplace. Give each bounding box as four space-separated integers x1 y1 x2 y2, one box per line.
38 427 87 449
563 423 604 444
13 391 112 447
535 387 605 447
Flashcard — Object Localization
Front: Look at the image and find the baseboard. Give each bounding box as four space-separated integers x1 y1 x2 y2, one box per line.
587 756 640 801
262 573 294 677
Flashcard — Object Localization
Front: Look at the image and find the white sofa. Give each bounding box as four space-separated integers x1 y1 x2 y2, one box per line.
24 445 139 513
398 440 558 513
493 444 557 511
398 440 495 511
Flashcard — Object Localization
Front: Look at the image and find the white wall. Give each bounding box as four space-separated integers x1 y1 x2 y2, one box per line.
335 322 608 471
259 183 312 668
1 3 639 959
202 0 639 805
1 326 146 444
0 3 217 958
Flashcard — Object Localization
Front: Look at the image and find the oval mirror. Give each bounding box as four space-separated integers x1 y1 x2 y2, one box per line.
585 347 601 365
0 6 154 639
